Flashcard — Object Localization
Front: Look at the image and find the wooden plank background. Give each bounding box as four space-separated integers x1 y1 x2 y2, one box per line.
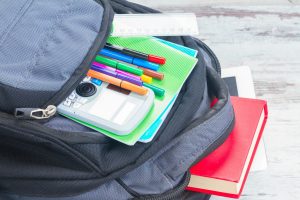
130 1 300 199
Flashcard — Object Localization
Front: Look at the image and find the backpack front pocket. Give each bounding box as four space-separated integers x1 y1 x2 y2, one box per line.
0 0 113 116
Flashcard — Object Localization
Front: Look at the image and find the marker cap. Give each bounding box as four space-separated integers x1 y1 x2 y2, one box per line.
87 70 121 86
100 48 133 63
140 75 152 84
133 58 159 71
93 62 116 72
121 81 148 95
116 69 140 80
117 73 143 86
92 61 107 69
88 70 147 95
91 65 117 77
117 62 143 76
139 67 164 80
143 83 165 97
148 54 166 64
95 56 117 68
92 64 142 86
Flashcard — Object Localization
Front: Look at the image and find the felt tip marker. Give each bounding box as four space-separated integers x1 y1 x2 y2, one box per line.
92 61 153 84
105 43 166 64
90 65 143 86
93 61 138 80
143 83 165 97
95 55 143 76
100 48 160 71
92 61 136 79
138 67 164 80
105 60 154 83
87 70 148 96
140 75 152 84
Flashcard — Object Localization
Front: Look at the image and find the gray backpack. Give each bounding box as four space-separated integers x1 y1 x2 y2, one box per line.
0 0 234 199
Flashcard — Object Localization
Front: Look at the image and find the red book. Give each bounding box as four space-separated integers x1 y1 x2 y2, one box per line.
186 96 268 198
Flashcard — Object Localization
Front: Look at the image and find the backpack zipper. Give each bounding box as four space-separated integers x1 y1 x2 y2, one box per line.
13 0 114 120
14 105 57 120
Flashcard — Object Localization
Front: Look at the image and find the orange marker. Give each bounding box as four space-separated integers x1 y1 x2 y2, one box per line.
87 70 148 95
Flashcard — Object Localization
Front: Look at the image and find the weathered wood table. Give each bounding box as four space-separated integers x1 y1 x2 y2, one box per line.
131 1 300 199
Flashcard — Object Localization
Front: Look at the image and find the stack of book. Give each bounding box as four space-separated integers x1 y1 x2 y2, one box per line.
186 66 268 198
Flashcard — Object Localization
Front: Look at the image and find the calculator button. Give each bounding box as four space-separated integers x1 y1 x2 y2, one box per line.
76 82 97 97
76 96 82 102
63 99 72 107
83 77 91 82
77 98 88 104
91 78 102 86
73 102 82 108
68 92 76 100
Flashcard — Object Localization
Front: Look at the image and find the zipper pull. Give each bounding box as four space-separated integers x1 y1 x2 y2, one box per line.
14 105 57 120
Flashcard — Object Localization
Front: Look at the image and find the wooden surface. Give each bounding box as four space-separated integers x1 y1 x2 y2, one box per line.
130 1 300 199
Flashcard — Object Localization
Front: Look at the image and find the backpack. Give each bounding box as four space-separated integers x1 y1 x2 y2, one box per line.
0 0 235 199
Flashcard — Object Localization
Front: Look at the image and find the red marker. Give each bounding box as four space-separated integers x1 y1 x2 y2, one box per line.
105 43 166 65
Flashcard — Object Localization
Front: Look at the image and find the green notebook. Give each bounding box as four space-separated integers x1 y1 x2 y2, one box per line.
70 37 198 145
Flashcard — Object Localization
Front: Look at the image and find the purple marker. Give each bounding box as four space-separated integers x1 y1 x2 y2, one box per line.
91 65 117 77
91 65 143 86
116 69 141 80
92 62 119 74
93 61 141 81
116 73 142 86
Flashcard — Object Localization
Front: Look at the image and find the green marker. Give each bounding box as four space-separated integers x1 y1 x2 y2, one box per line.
143 83 165 97
95 55 143 76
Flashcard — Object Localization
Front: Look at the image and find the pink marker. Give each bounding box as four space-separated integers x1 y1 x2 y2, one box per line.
92 61 112 70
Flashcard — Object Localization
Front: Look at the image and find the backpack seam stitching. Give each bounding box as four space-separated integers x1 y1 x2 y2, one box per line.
0 0 34 47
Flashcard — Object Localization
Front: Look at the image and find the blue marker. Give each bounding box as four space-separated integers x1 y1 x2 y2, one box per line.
100 48 133 63
100 48 160 71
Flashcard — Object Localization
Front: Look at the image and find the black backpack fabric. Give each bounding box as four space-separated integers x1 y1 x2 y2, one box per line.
0 0 235 199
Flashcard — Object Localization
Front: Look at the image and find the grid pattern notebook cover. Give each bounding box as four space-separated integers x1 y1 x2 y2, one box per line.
139 38 198 143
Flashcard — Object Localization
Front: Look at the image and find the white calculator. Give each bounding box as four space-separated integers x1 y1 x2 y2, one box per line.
57 77 154 135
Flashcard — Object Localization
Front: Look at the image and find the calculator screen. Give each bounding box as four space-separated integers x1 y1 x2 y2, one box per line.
89 88 140 125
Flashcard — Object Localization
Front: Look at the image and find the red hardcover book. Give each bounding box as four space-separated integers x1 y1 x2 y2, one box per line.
186 96 268 198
